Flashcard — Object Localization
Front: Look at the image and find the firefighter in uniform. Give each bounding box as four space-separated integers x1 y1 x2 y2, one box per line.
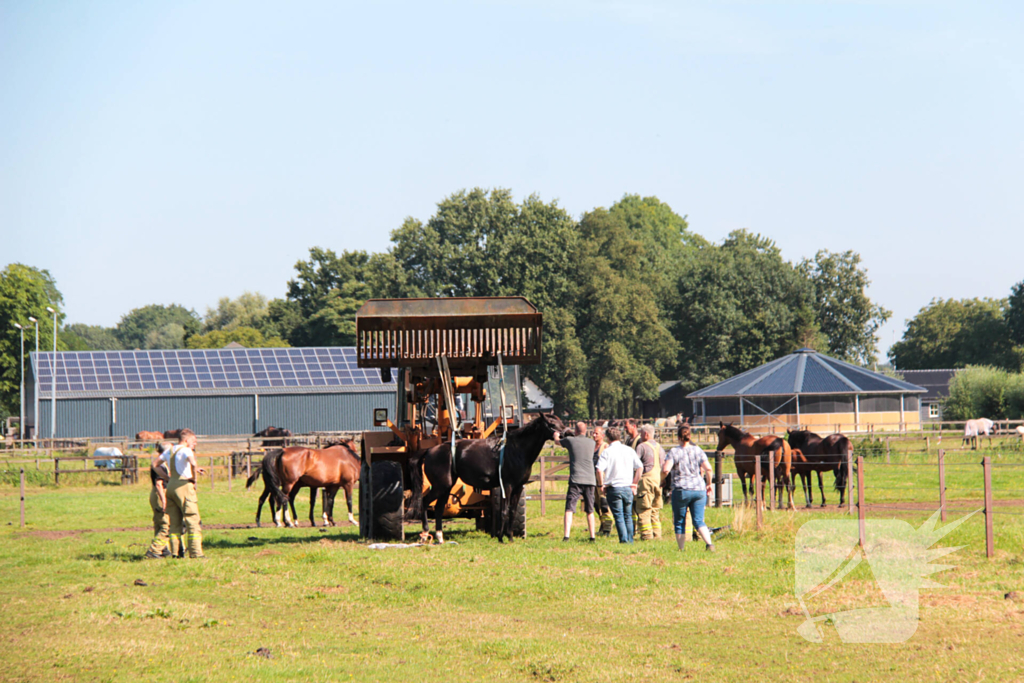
634 424 664 540
159 429 206 559
143 444 172 559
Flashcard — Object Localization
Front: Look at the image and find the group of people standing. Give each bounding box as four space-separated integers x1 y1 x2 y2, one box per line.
557 419 716 551
144 428 206 560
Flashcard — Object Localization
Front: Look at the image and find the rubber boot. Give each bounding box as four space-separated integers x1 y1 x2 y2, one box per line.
187 531 205 559
652 515 663 540
675 533 686 552
168 534 182 559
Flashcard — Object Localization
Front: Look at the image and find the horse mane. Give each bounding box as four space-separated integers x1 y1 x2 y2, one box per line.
721 423 746 440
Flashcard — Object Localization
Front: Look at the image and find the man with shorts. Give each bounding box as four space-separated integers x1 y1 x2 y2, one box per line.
557 422 597 542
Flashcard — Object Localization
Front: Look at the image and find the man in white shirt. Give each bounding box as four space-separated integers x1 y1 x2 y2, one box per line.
596 427 643 543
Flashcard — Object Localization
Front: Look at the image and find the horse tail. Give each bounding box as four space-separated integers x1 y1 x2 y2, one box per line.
261 450 288 507
245 461 262 489
833 437 852 491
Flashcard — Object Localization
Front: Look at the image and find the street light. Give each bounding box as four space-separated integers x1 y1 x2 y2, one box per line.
46 306 57 440
28 316 38 442
12 323 23 441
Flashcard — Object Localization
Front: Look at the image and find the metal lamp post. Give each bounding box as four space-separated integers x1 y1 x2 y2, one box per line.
28 317 38 442
12 323 24 441
46 307 57 441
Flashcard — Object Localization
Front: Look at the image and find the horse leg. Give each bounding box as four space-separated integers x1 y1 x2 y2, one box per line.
343 483 355 525
280 485 296 527
256 488 269 527
308 486 318 527
325 487 339 526
504 486 524 543
817 470 826 507
801 473 811 508
434 485 452 544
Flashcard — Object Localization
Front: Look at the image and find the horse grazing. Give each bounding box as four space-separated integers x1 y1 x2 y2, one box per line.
963 418 995 450
255 425 292 448
246 450 320 527
786 429 853 508
261 441 361 528
136 430 164 441
715 422 795 510
411 413 564 543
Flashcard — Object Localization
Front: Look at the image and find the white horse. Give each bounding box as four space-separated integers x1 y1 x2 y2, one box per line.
1016 425 1024 441
963 418 996 449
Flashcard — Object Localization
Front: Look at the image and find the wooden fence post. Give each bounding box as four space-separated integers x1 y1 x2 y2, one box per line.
228 455 233 492
938 449 946 522
846 455 853 515
857 455 865 547
714 453 722 509
539 448 546 517
20 468 25 527
925 436 930 453
983 456 994 559
885 436 890 464
754 454 763 530
54 457 59 486
768 455 775 511
246 452 251 480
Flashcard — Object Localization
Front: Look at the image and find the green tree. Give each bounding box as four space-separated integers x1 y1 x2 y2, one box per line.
671 230 820 391
575 209 678 417
203 292 270 332
115 304 201 350
943 366 1024 421
62 324 123 351
285 248 373 346
185 326 289 349
800 250 890 365
888 298 1015 370
384 188 588 416
0 264 65 415
1008 280 1024 346
261 299 303 342
607 194 703 310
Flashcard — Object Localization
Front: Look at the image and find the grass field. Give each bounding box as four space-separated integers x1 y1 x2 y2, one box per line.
1 446 1023 683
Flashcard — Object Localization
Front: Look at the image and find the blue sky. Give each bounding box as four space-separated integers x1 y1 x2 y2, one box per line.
2 1 1022 358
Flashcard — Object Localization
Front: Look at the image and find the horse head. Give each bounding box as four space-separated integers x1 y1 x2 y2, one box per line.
716 422 743 452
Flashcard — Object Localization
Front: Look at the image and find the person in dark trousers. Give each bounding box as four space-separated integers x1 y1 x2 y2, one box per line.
662 424 715 552
596 428 642 543
556 422 597 541
592 425 614 536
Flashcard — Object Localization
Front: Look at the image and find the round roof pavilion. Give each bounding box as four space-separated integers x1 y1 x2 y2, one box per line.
687 348 926 399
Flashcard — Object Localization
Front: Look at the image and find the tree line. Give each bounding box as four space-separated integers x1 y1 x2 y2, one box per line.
1 189 900 419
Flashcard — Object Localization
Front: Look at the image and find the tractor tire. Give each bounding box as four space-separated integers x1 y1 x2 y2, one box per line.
371 461 405 541
489 488 527 538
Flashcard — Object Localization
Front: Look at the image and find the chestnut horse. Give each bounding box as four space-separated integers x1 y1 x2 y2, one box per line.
787 429 853 508
715 422 795 510
262 441 361 528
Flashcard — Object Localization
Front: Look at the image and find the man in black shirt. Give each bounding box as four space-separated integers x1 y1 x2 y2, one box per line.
557 421 597 541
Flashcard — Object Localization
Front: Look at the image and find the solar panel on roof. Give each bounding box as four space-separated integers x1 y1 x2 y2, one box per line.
34 347 394 395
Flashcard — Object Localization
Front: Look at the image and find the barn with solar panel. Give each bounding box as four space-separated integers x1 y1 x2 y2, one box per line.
687 347 926 433
24 347 396 438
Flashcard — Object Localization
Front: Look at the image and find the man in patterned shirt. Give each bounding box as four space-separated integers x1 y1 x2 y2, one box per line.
662 424 715 552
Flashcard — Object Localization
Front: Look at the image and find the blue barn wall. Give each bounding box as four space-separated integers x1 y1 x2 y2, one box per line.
35 392 395 438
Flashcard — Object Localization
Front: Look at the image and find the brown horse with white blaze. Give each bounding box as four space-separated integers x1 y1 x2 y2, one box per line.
715 422 796 510
261 441 361 528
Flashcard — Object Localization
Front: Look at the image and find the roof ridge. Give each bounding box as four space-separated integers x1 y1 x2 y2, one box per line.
809 354 862 391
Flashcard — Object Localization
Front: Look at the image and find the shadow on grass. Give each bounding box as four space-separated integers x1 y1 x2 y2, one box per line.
76 552 143 563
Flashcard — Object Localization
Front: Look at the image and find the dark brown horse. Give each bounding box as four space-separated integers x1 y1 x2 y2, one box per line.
786 429 852 508
715 422 795 510
411 413 563 543
261 441 361 528
255 425 292 448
